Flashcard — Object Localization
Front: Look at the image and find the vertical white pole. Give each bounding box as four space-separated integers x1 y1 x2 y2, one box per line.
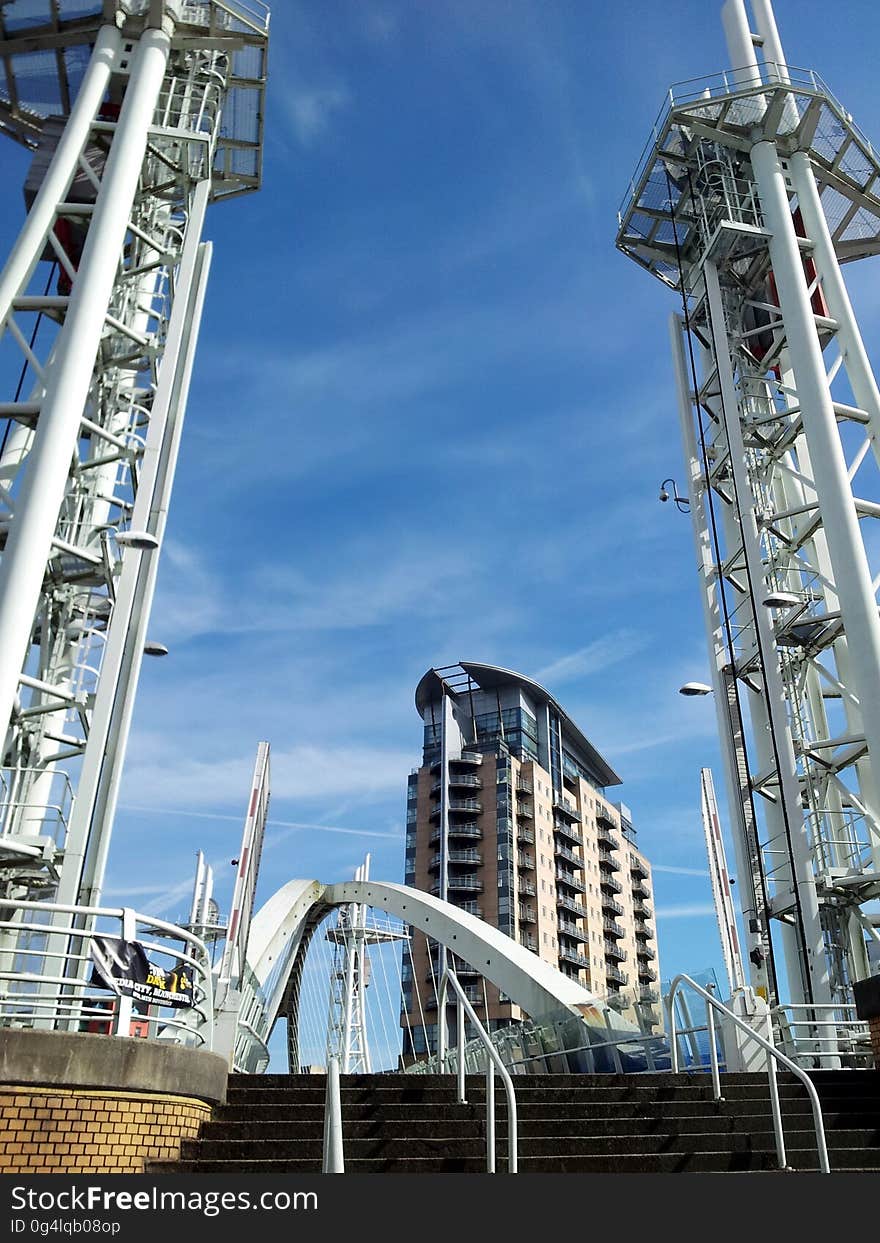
0 25 121 325
113 907 136 1038
750 142 880 789
789 152 880 468
721 0 761 86
704 257 831 1007
0 28 171 742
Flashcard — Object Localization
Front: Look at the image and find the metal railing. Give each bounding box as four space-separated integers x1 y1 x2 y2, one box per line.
438 968 518 1173
773 1003 872 1069
0 898 213 1048
666 974 830 1174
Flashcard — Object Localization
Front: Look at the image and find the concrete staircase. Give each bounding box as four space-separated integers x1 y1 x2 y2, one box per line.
148 1070 880 1173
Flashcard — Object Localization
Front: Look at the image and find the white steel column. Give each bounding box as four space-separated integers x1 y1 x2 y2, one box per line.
704 258 830 1006
789 151 880 464
750 141 880 781
669 313 770 996
0 25 121 326
0 29 170 741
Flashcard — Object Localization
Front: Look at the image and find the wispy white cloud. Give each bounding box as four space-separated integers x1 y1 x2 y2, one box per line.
121 741 415 809
655 904 717 919
120 803 402 841
651 864 710 878
281 84 350 147
534 630 650 686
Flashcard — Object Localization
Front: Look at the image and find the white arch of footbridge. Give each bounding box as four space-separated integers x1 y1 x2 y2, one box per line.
227 878 633 1073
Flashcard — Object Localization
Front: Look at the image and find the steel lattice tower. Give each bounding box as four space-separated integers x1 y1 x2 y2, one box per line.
619 0 880 1011
0 0 268 959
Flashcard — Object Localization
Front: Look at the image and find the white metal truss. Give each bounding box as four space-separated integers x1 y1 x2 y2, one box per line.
618 0 880 1008
0 3 268 1008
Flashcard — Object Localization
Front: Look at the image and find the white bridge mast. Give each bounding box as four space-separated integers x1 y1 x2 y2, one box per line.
0 3 268 965
619 0 880 1008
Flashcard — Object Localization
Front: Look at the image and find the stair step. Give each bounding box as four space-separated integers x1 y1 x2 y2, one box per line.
180 1130 880 1162
150 1148 875 1174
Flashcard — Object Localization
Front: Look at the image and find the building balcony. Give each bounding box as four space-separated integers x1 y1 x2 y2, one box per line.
633 899 653 919
602 894 625 917
519 932 538 952
555 868 586 895
599 873 623 895
635 918 652 938
558 919 589 943
430 876 483 896
430 824 482 845
556 893 588 919
629 854 649 879
638 987 660 1005
430 751 483 774
426 955 479 981
637 944 656 961
553 819 584 845
431 773 482 796
426 986 484 1010
555 843 582 868
429 798 483 823
598 848 621 872
516 826 535 845
632 876 651 899
596 823 621 852
428 849 482 871
553 795 581 823
519 879 536 898
516 778 534 794
559 945 591 970
515 801 534 820
455 900 483 918
517 852 536 871
604 940 627 962
606 965 629 987
638 965 658 983
596 803 617 826
518 904 537 925
603 918 625 939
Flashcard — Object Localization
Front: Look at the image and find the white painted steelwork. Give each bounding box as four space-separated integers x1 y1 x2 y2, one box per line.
618 0 880 1008
234 877 626 1074
0 0 268 1010
700 768 747 995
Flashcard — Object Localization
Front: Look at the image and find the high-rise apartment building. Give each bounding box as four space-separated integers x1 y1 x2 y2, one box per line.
401 662 660 1060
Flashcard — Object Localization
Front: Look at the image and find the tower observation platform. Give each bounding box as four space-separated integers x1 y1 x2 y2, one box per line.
618 0 880 1020
0 2 269 1019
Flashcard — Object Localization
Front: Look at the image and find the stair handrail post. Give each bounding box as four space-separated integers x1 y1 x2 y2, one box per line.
666 989 681 1072
438 971 448 1070
706 981 722 1100
485 1052 496 1174
440 967 518 1174
667 973 830 1173
457 994 466 1104
321 1056 344 1174
765 1009 787 1170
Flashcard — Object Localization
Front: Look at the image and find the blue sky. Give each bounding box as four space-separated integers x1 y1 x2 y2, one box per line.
4 1 880 1064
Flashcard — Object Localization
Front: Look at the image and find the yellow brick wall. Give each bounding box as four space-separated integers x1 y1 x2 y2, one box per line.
0 1086 212 1173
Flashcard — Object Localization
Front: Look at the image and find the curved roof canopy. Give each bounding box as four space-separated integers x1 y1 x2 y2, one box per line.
415 661 622 788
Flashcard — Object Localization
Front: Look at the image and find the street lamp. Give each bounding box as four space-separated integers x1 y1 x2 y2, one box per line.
679 681 713 696
659 477 690 513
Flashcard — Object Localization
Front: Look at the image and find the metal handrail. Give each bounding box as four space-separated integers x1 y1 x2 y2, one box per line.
666 974 830 1174
321 1057 344 1174
438 968 518 1173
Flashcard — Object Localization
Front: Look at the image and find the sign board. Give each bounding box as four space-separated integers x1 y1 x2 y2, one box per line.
89 935 193 1009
